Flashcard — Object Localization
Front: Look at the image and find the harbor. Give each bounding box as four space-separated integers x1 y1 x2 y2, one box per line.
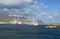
0 0 60 39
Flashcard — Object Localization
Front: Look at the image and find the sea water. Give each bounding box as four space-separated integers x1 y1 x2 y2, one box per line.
0 24 60 39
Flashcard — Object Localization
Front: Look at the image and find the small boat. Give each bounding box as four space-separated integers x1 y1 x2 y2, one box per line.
45 25 56 29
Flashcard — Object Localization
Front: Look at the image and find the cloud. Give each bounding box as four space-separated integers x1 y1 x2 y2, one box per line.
0 0 48 20
0 8 32 18
44 5 48 8
45 11 60 22
54 12 60 16
48 16 53 19
0 0 34 5
38 2 48 9
53 12 60 20
36 12 47 18
3 8 10 11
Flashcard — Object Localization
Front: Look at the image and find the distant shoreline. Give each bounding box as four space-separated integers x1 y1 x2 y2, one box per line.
0 24 60 26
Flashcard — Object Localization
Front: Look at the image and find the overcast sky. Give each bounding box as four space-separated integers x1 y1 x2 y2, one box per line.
0 0 60 24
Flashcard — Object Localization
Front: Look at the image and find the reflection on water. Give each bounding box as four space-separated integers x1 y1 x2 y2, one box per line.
0 24 60 39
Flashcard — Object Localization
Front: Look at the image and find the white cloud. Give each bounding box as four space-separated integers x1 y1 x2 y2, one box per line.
36 12 47 18
0 0 34 5
41 13 47 15
54 12 60 16
39 3 48 9
48 16 53 19
54 13 58 16
40 2 44 6
2 8 31 15
3 8 10 11
44 5 48 8
0 1 48 19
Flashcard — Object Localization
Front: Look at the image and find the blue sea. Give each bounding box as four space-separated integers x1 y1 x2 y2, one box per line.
0 24 60 39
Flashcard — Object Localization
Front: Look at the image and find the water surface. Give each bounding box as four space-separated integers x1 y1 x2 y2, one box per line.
0 24 60 39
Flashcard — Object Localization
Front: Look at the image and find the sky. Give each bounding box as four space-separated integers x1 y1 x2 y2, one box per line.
0 0 60 24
